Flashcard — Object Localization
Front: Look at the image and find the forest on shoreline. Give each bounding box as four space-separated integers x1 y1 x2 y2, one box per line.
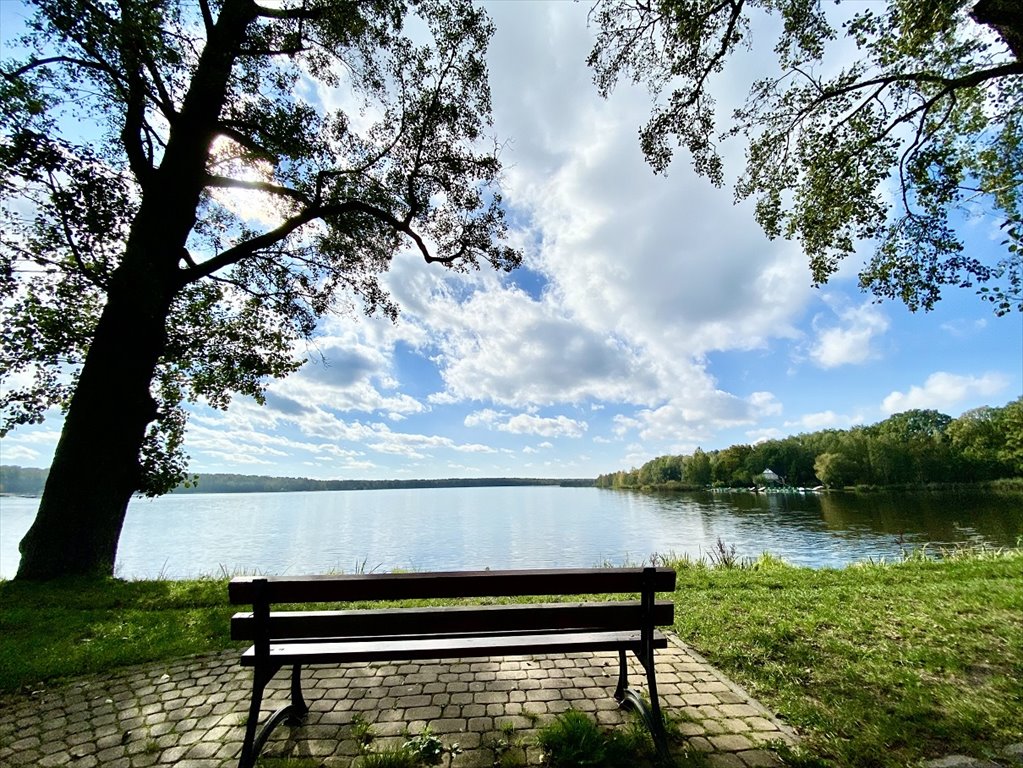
0 468 593 497
597 400 1023 491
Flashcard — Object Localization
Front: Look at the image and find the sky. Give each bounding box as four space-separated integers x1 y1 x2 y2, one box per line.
0 1 1020 481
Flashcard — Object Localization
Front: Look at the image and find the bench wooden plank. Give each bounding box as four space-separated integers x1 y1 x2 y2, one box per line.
231 600 674 640
240 629 668 665
229 567 676 604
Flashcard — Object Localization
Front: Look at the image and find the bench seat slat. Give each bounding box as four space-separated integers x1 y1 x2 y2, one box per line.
231 601 674 641
240 629 667 665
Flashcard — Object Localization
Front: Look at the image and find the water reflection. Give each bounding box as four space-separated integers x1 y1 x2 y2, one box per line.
0 486 1019 578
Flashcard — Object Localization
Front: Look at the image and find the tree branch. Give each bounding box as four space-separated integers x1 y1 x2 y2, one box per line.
121 66 155 183
181 207 320 282
693 0 745 105
45 169 108 289
215 123 278 162
197 0 215 36
805 61 1023 113
181 199 436 284
205 174 312 205
2 55 116 81
141 54 177 122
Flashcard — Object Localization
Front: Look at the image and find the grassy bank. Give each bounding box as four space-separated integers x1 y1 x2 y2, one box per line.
0 577 235 693
2 549 1021 766
669 549 1023 766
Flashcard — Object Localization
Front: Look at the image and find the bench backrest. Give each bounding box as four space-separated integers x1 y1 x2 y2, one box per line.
230 567 675 603
230 567 676 642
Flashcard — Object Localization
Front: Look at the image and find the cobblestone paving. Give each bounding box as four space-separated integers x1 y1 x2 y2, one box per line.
0 636 797 767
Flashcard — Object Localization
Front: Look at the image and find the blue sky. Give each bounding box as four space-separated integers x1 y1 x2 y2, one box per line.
1 1 1020 480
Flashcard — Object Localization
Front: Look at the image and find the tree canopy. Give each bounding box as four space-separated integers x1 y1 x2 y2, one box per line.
0 0 520 578
588 0 1023 314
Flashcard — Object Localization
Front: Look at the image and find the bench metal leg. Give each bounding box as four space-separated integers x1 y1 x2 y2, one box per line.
613 648 671 765
238 667 271 768
287 664 309 724
614 648 629 701
238 664 309 768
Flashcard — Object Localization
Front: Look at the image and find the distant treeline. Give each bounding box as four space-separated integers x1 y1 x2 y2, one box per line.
0 467 593 496
171 474 594 494
596 398 1023 491
0 465 49 496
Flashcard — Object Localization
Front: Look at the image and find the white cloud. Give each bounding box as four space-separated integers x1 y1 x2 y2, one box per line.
749 392 783 417
940 318 988 338
416 284 660 408
464 409 504 429
612 415 643 437
502 414 587 438
183 419 365 471
453 443 498 454
784 410 862 430
0 428 63 468
882 372 1010 414
808 299 890 368
747 428 784 444
465 409 588 438
0 444 43 463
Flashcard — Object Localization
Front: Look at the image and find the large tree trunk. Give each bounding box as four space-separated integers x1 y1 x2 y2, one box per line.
14 0 257 580
15 259 177 579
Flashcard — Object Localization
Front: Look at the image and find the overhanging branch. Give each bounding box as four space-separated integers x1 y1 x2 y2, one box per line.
804 61 1023 114
2 55 117 81
179 199 435 284
205 174 312 205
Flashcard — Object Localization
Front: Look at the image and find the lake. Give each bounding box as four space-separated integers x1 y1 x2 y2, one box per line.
0 486 1020 579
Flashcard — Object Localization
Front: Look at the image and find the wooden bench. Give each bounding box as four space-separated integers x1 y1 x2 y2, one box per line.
229 566 676 768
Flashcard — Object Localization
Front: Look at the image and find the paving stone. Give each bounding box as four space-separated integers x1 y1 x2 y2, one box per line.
408 706 444 720
716 690 747 704
96 732 126 749
923 757 1002 768
37 753 72 767
722 717 752 732
707 753 748 768
719 703 763 718
738 748 786 767
183 741 221 759
1002 744 1023 763
710 733 757 752
95 744 127 761
395 691 435 707
697 681 732 693
689 736 715 753
683 693 723 706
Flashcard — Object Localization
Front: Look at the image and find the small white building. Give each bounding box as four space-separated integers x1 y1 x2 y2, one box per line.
761 468 782 485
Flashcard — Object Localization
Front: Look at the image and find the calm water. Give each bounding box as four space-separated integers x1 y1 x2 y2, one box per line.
0 486 1020 579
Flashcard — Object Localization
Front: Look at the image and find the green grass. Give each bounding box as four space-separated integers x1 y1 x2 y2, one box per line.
0 576 236 692
535 709 652 767
666 548 1023 767
1 549 1021 767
